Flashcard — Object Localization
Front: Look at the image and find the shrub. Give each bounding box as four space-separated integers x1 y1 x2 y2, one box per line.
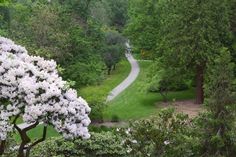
64 58 105 88
31 132 127 157
1 135 18 157
88 100 106 123
111 115 120 122
140 49 155 60
147 61 190 101
120 108 200 157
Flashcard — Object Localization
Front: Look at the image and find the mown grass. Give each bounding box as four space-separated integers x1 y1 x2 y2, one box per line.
103 61 195 121
79 59 131 102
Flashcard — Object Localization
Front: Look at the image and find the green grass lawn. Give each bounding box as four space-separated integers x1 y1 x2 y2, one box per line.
103 61 195 121
79 59 131 102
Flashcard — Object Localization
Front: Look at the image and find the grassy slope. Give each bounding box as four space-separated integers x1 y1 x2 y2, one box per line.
103 60 195 121
80 59 131 102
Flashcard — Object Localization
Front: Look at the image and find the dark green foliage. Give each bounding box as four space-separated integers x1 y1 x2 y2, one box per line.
147 61 190 101
64 57 105 88
125 0 159 55
1 135 18 157
31 132 127 157
1 0 127 87
111 115 120 122
0 5 10 27
103 30 126 75
87 100 106 123
126 0 232 104
106 0 128 31
158 0 231 103
198 48 236 156
121 108 200 157
228 0 236 36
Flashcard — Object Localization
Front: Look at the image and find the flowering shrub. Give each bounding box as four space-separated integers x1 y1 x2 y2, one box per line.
119 108 200 157
0 37 91 156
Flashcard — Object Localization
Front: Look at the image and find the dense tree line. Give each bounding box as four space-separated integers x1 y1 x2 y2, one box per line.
0 0 128 88
125 0 236 156
126 0 236 104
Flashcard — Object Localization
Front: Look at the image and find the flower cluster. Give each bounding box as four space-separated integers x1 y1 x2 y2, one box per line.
0 37 91 140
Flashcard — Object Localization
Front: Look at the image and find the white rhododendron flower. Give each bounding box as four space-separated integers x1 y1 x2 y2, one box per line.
164 140 170 145
0 37 91 140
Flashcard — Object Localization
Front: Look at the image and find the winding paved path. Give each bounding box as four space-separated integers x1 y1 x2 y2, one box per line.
106 53 140 102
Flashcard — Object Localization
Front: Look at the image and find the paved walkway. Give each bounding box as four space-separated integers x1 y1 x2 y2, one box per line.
106 53 140 102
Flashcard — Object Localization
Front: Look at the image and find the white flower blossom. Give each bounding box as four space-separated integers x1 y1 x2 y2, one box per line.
0 37 91 140
131 140 138 144
125 128 131 135
126 147 132 153
164 140 170 145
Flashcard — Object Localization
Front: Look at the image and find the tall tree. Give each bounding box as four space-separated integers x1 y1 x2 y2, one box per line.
106 0 128 31
200 48 236 156
157 0 231 104
126 0 232 104
125 0 159 56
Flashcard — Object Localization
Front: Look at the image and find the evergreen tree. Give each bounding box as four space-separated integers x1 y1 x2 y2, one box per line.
125 0 159 56
158 0 231 104
200 48 236 156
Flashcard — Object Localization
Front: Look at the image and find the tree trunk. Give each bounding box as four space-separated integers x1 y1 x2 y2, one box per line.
14 121 39 157
108 67 111 75
113 64 116 70
25 125 47 157
0 140 6 155
196 65 204 104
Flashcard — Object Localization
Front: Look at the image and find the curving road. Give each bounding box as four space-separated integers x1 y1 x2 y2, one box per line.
106 52 140 102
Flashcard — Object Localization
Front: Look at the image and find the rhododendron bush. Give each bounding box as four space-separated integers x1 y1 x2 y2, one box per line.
0 37 91 157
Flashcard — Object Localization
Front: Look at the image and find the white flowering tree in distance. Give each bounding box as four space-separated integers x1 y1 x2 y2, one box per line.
0 37 91 157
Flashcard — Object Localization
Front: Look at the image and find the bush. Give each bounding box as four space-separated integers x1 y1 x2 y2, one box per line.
31 132 127 157
147 61 190 101
87 100 106 123
1 135 18 157
148 80 189 93
140 49 154 60
111 115 120 122
120 108 201 157
64 58 105 88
